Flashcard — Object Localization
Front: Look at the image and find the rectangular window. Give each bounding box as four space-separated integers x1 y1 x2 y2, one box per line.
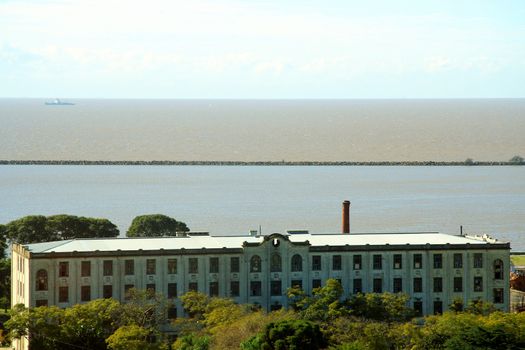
81 261 91 277
332 255 342 270
291 280 302 289
36 299 48 307
209 282 219 296
146 259 156 275
168 283 177 298
493 288 504 304
453 254 463 268
125 260 134 275
454 277 463 292
189 282 198 292
312 279 322 289
103 285 112 299
124 284 134 300
250 281 262 296
353 255 362 270
413 254 422 269
413 301 423 317
59 262 69 277
373 255 382 270
58 286 68 302
393 278 403 293
103 260 113 276
168 307 177 319
270 281 282 296
146 283 156 293
474 277 483 292
393 254 402 269
210 257 219 273
81 286 91 302
189 258 199 274
433 301 443 315
167 259 177 274
433 277 443 293
474 253 483 268
312 256 322 270
353 278 362 294
230 257 240 273
433 254 443 269
373 278 382 293
230 281 240 297
413 277 423 293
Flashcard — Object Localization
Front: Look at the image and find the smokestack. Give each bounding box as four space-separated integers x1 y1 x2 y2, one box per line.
342 200 350 234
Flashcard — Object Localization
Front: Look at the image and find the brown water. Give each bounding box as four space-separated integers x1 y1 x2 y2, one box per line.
1 99 524 161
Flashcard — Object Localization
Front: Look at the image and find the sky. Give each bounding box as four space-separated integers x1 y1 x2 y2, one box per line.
1 0 524 98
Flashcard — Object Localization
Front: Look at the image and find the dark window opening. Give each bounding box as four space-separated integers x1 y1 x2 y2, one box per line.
433 254 443 269
250 281 261 296
332 255 342 270
125 260 134 275
81 261 91 277
103 260 113 276
373 255 382 270
36 269 48 291
209 282 219 297
353 255 362 270
168 283 177 298
210 257 219 273
373 278 382 293
81 285 91 302
453 254 463 268
167 259 177 274
393 278 402 293
312 256 321 271
103 285 112 299
230 257 240 273
291 254 302 272
474 277 483 292
59 262 69 277
413 254 422 269
250 255 261 273
474 253 483 268
189 258 199 274
433 277 443 293
146 259 156 275
353 278 362 294
453 277 462 292
312 279 322 290
230 281 240 297
393 254 402 269
270 281 282 296
413 278 423 293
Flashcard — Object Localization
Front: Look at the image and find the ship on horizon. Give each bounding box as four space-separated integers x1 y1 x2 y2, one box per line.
45 98 75 106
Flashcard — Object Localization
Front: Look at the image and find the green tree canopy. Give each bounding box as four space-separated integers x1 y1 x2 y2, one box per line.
0 224 7 258
106 325 153 350
4 215 119 244
126 214 189 237
509 155 524 164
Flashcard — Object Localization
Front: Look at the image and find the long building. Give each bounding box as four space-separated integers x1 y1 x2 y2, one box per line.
10 202 510 347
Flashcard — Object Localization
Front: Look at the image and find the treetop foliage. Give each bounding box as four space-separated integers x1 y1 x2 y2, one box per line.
126 214 189 237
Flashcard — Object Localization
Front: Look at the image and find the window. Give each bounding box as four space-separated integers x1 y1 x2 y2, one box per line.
353 278 362 294
58 286 68 303
413 254 422 269
433 254 442 269
59 261 69 277
270 281 282 296
353 255 362 270
250 255 261 273
413 301 423 317
312 279 322 289
103 260 113 276
493 288 504 304
36 299 48 307
36 269 48 291
433 301 443 315
81 286 91 302
291 254 302 272
250 281 262 296
230 281 240 297
270 253 282 272
168 307 177 319
146 259 156 275
291 280 302 289
454 277 463 292
146 283 156 293
209 282 219 297
230 257 240 273
210 257 219 273
433 277 443 293
453 254 463 268
474 277 483 292
494 259 504 280
189 258 199 274
312 255 322 271
373 255 382 270
393 254 402 269
393 278 402 293
189 282 198 292
103 285 112 299
332 255 342 270
125 260 134 275
168 283 177 298
474 253 483 268
373 278 382 293
167 259 177 274
124 284 134 299
81 261 91 277
413 278 423 293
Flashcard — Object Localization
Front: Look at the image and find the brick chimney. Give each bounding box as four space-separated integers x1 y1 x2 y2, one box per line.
342 200 350 234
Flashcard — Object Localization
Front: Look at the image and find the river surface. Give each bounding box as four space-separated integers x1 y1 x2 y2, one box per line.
0 165 523 250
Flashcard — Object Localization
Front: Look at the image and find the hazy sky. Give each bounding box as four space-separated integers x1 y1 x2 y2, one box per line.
1 0 524 98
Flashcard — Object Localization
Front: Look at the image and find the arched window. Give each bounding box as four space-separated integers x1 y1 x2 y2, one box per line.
36 269 48 291
270 253 282 272
494 259 504 280
250 255 261 272
291 254 302 272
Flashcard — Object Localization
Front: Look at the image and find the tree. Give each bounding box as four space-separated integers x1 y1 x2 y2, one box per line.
286 279 345 321
0 259 11 312
0 224 7 258
347 292 414 323
465 158 475 165
106 325 153 350
180 291 210 319
5 215 52 243
127 214 189 237
509 155 524 164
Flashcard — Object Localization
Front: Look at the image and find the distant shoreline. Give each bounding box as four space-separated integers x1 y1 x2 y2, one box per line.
1 160 524 166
